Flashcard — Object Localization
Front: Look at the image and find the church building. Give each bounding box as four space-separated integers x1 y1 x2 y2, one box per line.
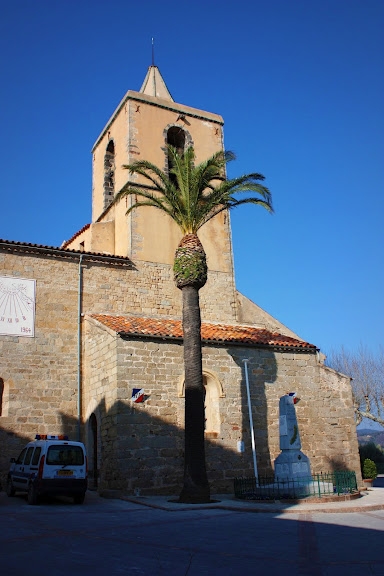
0 66 361 494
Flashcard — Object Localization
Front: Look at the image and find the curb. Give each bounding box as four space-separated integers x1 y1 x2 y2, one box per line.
118 491 384 514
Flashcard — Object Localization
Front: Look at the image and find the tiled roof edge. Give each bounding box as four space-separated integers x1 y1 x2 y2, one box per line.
88 314 318 352
0 239 135 267
117 329 318 353
61 223 91 248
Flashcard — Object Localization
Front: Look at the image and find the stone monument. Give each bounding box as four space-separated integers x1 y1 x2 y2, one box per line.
241 393 333 499
274 393 312 481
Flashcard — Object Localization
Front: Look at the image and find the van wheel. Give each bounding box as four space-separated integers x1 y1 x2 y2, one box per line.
6 478 15 497
27 484 38 505
73 493 85 504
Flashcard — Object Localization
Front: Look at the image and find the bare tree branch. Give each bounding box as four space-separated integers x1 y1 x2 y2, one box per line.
325 345 384 427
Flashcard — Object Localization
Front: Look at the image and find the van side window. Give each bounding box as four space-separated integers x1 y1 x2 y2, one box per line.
16 448 27 464
31 447 42 466
24 447 34 466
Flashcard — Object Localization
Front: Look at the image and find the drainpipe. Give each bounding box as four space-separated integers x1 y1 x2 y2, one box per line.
242 359 258 480
77 254 83 441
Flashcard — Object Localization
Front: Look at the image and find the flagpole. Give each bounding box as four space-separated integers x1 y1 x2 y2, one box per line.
242 359 258 480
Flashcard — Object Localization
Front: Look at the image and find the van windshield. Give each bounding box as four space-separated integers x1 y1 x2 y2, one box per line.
46 445 84 466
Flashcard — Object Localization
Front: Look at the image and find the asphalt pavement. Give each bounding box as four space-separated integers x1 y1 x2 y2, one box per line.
1 477 383 575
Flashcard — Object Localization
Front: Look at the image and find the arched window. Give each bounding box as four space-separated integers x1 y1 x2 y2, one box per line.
203 375 221 439
166 127 185 185
178 370 225 439
167 126 185 155
104 140 115 210
85 399 102 489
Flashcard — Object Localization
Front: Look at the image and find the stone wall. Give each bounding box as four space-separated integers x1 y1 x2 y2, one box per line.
80 259 237 323
0 245 361 491
0 250 80 483
83 317 362 495
0 246 235 483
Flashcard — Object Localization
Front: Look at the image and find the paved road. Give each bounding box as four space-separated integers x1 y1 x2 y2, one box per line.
1 487 384 576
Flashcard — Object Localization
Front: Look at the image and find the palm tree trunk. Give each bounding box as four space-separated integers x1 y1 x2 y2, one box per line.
178 285 210 503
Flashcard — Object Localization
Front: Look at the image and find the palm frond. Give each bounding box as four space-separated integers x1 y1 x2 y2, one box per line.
113 145 272 235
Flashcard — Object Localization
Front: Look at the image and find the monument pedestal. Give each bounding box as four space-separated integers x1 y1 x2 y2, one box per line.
274 449 311 481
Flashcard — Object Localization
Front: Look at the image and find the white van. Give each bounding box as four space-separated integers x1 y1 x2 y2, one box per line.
6 435 88 505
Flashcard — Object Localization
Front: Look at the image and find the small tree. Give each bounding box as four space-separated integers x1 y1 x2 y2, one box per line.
362 458 377 480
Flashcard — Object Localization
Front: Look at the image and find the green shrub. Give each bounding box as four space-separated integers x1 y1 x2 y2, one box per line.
362 458 377 480
359 442 384 467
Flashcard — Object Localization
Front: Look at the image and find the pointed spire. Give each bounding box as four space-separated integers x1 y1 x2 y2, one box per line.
140 65 174 101
139 38 173 101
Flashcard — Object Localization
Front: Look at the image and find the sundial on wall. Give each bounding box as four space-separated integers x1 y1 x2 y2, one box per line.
0 276 36 337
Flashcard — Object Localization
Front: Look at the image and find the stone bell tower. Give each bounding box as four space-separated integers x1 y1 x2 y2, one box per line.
64 65 235 277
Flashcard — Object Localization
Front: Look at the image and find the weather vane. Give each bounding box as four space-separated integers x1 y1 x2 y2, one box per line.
152 37 155 66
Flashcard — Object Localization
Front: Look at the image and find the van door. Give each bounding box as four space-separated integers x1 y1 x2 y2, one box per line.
29 446 42 479
12 447 30 490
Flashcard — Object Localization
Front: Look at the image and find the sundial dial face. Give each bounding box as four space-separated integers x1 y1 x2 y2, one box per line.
0 276 36 337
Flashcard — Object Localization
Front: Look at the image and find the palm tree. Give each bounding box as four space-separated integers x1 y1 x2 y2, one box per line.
114 145 273 503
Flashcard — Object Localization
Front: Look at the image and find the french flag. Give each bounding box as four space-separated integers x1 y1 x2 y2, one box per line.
132 388 145 403
288 392 299 404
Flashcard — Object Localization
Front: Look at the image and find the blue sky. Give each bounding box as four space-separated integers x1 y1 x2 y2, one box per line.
0 0 383 357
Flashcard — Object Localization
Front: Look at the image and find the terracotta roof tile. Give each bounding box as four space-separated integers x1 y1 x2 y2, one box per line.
89 314 317 351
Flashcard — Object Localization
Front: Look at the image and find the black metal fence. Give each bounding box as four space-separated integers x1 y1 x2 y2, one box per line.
234 471 358 500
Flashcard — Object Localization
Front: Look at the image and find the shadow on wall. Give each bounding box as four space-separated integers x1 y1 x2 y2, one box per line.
0 351 278 496
327 456 360 475
61 347 277 497
0 398 273 497
0 426 31 488
0 397 358 500
59 399 262 496
231 348 278 477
